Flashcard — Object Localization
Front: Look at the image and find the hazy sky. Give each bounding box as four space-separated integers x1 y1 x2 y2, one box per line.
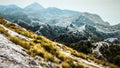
0 0 120 25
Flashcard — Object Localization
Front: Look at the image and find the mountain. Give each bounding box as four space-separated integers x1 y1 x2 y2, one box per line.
0 3 120 67
24 3 80 24
0 4 31 23
24 2 44 11
111 23 120 30
0 17 118 68
0 5 23 14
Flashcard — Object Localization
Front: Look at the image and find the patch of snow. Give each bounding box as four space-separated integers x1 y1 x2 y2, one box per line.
39 26 43 29
78 24 86 32
35 30 41 34
104 38 118 43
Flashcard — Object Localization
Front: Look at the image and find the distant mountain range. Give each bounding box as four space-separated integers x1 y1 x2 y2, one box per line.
0 2 120 44
0 3 120 67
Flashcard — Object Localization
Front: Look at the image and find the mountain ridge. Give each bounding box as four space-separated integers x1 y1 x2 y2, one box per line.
0 3 110 26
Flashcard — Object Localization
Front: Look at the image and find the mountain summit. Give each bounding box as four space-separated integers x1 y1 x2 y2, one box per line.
24 2 44 11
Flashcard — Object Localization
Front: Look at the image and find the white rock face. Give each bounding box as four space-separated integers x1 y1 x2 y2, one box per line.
0 34 42 68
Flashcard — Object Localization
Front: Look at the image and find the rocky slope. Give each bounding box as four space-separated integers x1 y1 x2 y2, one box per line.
0 34 42 68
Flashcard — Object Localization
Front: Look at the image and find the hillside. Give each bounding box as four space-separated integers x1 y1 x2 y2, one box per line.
0 17 118 68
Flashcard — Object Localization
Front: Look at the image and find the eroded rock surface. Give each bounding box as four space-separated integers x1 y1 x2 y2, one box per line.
0 34 42 68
